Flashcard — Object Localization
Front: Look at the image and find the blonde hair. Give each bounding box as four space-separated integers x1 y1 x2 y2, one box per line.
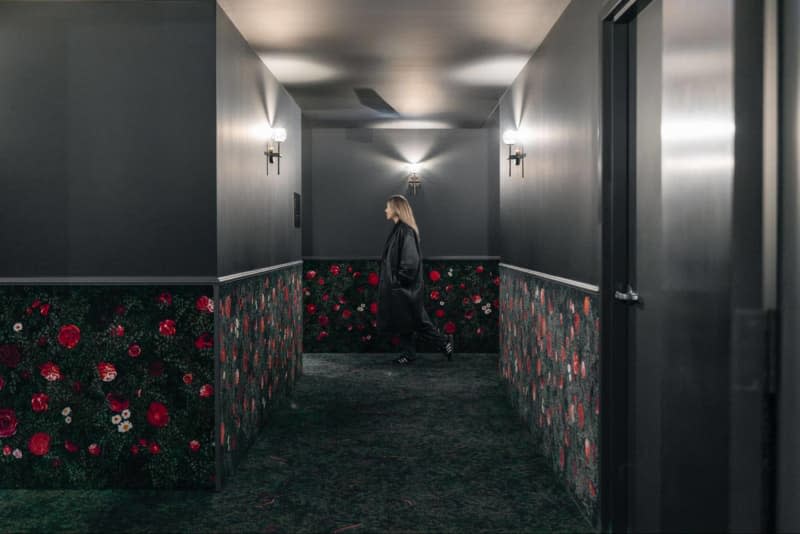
387 194 420 239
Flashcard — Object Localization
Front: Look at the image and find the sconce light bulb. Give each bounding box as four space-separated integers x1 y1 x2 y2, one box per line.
271 127 287 143
408 163 420 175
502 129 518 145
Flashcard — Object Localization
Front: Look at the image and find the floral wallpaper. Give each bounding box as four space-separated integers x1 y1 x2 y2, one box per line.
0 285 216 489
302 260 499 353
498 266 600 523
217 264 302 484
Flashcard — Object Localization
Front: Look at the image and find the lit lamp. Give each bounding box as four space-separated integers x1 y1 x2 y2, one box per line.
265 127 287 175
503 129 526 177
407 163 422 195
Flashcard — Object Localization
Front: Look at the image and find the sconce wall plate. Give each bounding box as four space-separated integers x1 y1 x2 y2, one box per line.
265 127 287 175
503 129 526 178
407 163 422 195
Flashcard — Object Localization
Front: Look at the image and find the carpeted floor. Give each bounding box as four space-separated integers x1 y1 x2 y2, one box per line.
1 353 594 534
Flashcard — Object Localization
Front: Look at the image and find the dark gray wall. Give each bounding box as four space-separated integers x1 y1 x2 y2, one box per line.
0 1 217 277
778 0 800 530
216 5 302 276
497 0 601 284
305 128 494 258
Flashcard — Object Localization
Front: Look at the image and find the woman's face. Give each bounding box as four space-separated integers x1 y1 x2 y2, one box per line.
384 202 395 220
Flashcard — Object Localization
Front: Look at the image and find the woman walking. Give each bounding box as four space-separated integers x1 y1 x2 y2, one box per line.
376 194 455 364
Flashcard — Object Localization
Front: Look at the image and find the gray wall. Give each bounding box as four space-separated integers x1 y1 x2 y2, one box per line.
216 5 302 276
497 0 601 285
0 1 217 277
779 0 800 530
305 128 494 258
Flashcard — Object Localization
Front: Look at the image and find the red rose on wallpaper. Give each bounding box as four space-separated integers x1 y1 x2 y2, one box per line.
96 362 118 382
0 409 19 438
317 331 329 341
149 442 161 454
428 270 441 282
583 296 591 316
443 321 456 335
31 392 49 413
111 324 125 337
57 324 81 349
435 309 445 318
88 443 101 456
304 270 317 280
471 294 482 304
0 375 4 391
128 344 142 358
318 314 330 327
158 319 177 336
39 303 51 316
0 344 21 368
316 277 325 286
445 284 453 292
106 392 129 412
329 264 341 276
189 440 201 452
342 309 352 320
459 282 466 289
369 302 378 315
352 272 361 280
332 304 341 312
306 303 317 315
64 440 79 453
28 432 50 456
39 362 62 381
146 401 170 427
494 276 501 286
461 297 469 306
130 445 140 455
476 265 484 274
31 299 41 308
182 373 193 385
196 295 214 313
367 272 379 286
199 384 214 398
194 333 213 350
464 309 475 320
157 292 172 305
584 438 592 462
430 290 440 300
321 293 329 301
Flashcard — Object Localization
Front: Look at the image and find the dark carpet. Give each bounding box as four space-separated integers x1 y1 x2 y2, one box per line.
1 353 593 533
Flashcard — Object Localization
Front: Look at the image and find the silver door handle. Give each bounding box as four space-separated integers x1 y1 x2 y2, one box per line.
614 285 640 303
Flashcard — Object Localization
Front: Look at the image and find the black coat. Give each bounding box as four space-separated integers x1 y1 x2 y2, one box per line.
376 220 425 334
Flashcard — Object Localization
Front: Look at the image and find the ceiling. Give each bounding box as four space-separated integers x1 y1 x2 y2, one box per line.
217 0 570 128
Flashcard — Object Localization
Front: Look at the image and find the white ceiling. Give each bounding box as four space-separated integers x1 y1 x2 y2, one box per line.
218 0 569 128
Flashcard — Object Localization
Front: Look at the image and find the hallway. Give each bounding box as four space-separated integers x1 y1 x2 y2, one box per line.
0 354 590 533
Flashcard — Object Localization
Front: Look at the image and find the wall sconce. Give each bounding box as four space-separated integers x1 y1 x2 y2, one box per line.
407 163 422 195
503 129 526 177
264 127 287 175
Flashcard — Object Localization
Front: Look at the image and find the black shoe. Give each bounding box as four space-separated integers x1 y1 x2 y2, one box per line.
393 352 416 365
441 334 454 361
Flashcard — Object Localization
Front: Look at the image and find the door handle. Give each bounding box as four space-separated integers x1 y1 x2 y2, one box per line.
614 285 640 303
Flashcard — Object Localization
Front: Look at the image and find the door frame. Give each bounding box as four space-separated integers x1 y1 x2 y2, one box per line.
598 1 651 531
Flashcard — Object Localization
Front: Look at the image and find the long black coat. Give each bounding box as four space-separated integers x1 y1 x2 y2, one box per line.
376 220 425 334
